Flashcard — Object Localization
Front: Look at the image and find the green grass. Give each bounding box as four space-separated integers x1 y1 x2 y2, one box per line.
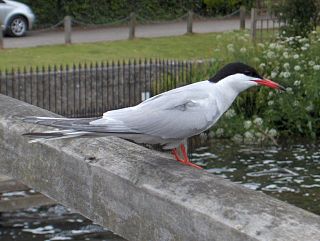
0 31 246 70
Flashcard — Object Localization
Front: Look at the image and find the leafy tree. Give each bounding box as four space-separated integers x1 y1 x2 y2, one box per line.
276 0 317 37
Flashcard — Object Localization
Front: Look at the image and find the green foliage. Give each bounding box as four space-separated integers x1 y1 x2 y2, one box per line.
17 0 202 26
17 0 256 26
195 31 320 142
203 0 254 15
275 0 318 38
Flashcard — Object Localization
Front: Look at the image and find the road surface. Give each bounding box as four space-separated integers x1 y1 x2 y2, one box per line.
3 18 251 49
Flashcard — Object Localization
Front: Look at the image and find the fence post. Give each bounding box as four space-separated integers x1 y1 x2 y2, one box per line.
129 12 136 40
64 16 72 45
187 10 193 34
0 20 4 49
240 6 246 30
250 8 257 41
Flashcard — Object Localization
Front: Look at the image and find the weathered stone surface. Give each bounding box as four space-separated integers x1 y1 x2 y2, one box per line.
0 94 320 241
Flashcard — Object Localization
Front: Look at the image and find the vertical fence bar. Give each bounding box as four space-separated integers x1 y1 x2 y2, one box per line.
95 62 99 116
64 16 72 45
250 8 257 41
90 62 93 116
65 64 68 116
53 65 57 113
128 60 131 106
30 67 33 105
240 6 246 30
117 60 121 107
187 10 193 34
133 59 136 104
129 12 136 40
0 20 3 49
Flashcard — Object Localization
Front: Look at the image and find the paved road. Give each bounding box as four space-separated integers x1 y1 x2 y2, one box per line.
3 18 251 49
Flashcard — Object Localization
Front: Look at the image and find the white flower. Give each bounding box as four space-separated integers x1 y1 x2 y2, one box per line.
215 128 224 137
293 80 301 86
244 131 254 140
225 109 236 118
227 44 234 52
253 117 263 126
244 120 252 129
271 71 277 78
301 46 308 51
293 100 299 106
283 63 290 69
268 100 274 106
231 134 243 143
313 65 320 70
305 104 314 112
240 47 247 53
269 43 276 49
283 71 291 78
293 54 299 59
268 129 278 137
257 43 265 48
308 61 315 66
286 87 293 93
259 63 266 69
294 65 301 71
283 52 289 59
268 91 274 97
267 51 275 59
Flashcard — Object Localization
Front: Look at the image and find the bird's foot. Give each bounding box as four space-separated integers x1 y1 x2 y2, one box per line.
171 144 203 169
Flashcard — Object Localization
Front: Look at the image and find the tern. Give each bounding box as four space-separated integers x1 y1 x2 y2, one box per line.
23 62 285 169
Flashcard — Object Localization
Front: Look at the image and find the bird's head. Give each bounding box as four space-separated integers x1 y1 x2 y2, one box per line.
209 62 285 93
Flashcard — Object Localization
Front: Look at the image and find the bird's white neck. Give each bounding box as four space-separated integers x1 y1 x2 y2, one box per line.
213 74 256 113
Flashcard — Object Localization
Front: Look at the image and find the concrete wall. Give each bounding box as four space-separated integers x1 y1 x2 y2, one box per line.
0 94 320 241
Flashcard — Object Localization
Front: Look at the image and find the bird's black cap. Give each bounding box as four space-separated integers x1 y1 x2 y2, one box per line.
209 62 262 83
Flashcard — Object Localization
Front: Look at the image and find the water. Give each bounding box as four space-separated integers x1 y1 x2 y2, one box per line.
0 201 126 241
191 139 320 215
1 140 319 240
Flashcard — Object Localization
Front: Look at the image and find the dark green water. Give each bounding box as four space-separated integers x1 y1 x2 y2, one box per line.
1 140 319 240
191 139 320 215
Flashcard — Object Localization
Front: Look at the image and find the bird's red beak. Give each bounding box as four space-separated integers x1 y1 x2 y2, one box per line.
253 79 286 91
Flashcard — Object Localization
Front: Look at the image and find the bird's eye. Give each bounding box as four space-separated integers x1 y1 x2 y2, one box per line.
244 70 252 76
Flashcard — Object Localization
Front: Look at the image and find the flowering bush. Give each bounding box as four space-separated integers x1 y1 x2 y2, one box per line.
197 31 320 143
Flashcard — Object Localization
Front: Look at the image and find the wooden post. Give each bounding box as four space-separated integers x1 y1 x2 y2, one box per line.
250 8 257 41
0 20 4 49
129 12 136 40
64 16 72 45
187 10 193 34
240 6 246 30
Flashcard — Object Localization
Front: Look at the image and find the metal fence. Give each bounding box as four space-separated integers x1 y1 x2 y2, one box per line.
0 59 193 118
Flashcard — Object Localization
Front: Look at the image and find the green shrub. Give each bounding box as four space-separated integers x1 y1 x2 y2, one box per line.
275 0 318 38
191 31 320 142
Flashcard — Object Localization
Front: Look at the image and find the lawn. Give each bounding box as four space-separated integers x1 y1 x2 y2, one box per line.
0 31 247 70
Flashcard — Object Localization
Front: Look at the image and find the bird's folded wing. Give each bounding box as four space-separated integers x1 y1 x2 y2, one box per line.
95 87 220 139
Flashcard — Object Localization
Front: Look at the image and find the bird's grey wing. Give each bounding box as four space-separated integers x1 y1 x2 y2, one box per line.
94 88 220 140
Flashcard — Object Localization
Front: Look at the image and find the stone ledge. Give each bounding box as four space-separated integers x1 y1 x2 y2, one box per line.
0 94 320 241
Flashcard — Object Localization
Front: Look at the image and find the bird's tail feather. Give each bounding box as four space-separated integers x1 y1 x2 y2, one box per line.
23 116 106 143
22 116 137 143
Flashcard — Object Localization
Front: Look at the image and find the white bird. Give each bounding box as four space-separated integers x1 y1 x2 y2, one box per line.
23 62 285 169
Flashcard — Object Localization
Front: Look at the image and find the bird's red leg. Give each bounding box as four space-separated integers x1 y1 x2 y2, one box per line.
171 148 186 163
171 144 203 169
180 144 203 169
